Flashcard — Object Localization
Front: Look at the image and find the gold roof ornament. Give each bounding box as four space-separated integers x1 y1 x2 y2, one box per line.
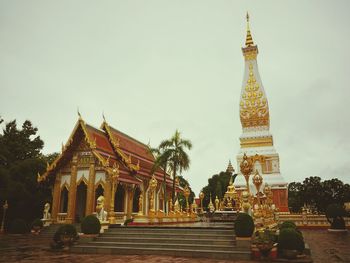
252 169 263 193
245 12 254 47
240 63 270 128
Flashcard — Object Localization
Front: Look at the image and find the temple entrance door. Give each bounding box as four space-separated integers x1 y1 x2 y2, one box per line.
132 187 141 213
75 182 87 222
115 184 125 213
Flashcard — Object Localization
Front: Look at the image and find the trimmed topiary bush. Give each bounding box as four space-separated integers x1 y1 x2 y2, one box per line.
326 204 346 229
280 221 297 230
9 219 28 234
234 213 255 237
31 218 44 229
278 228 305 252
81 215 101 234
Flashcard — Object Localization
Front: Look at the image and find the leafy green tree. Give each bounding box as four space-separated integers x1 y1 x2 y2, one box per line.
0 118 55 229
149 143 172 213
201 171 233 210
176 176 195 210
288 182 304 213
288 176 350 213
156 130 192 203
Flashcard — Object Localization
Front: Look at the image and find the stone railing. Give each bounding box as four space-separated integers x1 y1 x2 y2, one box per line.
279 213 350 228
57 213 67 224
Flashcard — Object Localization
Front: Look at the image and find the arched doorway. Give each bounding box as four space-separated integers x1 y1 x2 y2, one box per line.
94 184 104 210
132 187 141 213
60 187 69 213
75 182 87 222
158 188 164 212
115 183 125 212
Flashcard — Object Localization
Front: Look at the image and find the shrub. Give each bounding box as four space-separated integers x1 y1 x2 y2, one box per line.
278 228 305 252
81 215 101 234
326 204 346 229
9 219 28 234
280 221 297 230
52 224 78 249
331 217 346 229
31 218 43 229
234 213 255 237
124 218 133 226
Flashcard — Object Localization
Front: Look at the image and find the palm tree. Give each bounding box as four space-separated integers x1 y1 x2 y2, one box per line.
158 130 192 203
149 144 171 213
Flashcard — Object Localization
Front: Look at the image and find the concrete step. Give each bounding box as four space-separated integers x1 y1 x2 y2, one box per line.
71 245 251 260
107 227 234 235
95 236 235 245
85 241 235 251
102 231 233 240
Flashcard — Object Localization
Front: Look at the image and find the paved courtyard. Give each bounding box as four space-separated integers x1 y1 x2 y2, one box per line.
0 229 349 262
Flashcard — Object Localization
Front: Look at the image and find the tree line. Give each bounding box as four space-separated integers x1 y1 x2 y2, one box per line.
288 176 350 213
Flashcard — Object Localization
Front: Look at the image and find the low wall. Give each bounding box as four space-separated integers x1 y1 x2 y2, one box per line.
279 213 350 229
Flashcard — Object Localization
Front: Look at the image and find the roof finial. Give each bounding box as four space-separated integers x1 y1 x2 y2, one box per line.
245 12 254 47
102 111 106 122
246 12 250 30
77 107 82 120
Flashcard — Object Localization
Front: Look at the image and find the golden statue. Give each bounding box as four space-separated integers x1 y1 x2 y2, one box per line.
222 176 239 211
215 196 220 211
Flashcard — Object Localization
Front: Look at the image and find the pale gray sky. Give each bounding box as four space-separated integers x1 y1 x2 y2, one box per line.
1 1 349 195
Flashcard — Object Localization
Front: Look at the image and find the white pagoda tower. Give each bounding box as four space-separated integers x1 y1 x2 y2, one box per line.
234 14 288 212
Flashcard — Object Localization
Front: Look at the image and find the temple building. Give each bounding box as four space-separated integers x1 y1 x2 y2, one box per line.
234 14 289 212
37 116 178 224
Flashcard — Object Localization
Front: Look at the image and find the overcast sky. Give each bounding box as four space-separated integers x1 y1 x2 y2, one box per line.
1 1 349 195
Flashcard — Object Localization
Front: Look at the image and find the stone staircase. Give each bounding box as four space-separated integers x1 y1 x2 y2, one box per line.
40 224 81 238
71 226 251 260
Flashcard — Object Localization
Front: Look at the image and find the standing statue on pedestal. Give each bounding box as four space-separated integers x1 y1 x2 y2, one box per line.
96 195 108 222
43 203 51 220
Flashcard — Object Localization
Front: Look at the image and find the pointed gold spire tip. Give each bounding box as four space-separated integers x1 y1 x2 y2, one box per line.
245 12 254 47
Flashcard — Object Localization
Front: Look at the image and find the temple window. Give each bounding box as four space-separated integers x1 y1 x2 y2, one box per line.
60 187 69 213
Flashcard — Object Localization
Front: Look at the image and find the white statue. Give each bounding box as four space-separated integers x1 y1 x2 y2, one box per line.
96 195 108 222
43 203 51 219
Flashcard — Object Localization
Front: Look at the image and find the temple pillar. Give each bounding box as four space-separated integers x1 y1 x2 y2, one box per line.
104 175 111 212
51 173 61 222
85 160 96 215
126 186 135 219
67 157 78 223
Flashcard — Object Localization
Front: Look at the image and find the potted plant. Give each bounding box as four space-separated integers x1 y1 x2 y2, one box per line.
277 228 305 259
253 228 278 259
31 218 44 234
51 224 78 249
234 213 255 248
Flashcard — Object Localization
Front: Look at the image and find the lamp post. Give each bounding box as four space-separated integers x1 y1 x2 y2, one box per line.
1 200 8 234
240 153 253 193
199 191 204 213
183 185 190 215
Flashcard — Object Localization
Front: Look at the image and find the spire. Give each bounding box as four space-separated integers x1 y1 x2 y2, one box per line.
245 12 254 47
226 160 235 174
